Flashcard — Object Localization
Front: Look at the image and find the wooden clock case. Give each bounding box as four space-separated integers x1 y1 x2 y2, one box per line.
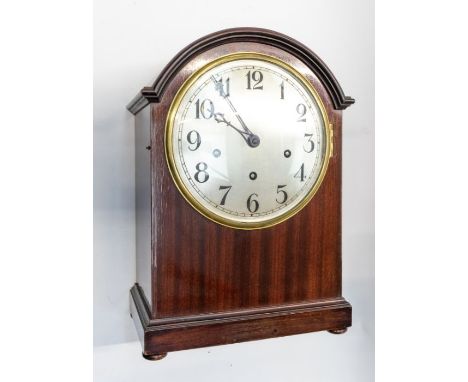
127 28 354 360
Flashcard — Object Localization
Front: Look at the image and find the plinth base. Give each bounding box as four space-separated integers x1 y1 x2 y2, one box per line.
130 284 352 360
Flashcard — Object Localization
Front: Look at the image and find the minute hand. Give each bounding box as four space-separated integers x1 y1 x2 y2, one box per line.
224 96 252 133
211 75 260 148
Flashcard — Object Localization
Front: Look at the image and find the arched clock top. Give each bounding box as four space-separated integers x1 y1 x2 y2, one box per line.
127 27 354 115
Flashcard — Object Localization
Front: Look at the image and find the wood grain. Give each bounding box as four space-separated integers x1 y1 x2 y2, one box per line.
127 27 354 114
131 284 351 355
150 41 344 319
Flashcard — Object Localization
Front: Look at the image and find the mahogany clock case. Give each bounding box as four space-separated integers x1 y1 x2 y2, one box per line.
128 28 354 359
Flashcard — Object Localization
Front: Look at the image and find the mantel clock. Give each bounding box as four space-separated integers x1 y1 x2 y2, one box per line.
127 28 354 360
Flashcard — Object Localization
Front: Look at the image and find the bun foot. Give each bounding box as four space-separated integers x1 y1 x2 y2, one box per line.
328 328 347 334
142 352 167 361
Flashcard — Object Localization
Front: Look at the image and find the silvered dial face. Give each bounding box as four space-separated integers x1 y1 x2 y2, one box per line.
167 55 330 229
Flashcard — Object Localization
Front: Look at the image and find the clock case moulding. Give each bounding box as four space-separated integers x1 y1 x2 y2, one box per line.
127 27 354 360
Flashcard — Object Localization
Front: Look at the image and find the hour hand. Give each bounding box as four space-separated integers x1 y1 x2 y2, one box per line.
213 112 248 137
213 113 260 148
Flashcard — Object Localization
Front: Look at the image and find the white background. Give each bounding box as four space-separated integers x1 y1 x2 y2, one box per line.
93 0 374 381
3 1 467 382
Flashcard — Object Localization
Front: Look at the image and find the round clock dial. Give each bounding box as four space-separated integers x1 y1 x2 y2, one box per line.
166 53 331 229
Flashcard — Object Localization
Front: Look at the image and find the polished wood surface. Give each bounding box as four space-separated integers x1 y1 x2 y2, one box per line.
127 27 354 114
151 41 343 319
128 28 353 358
131 284 350 356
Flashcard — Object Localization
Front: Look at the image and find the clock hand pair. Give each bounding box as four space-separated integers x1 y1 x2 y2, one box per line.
210 76 260 148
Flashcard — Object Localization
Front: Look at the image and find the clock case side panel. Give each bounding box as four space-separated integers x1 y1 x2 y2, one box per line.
134 105 152 309
149 42 349 320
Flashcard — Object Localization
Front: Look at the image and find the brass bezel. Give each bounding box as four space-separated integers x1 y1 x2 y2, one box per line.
165 52 331 230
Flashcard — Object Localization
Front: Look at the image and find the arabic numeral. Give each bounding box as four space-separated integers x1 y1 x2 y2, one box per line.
194 162 209 183
246 70 263 90
186 130 201 151
296 103 306 122
215 77 230 97
195 99 214 119
294 163 306 182
218 185 232 205
247 193 259 213
276 185 288 204
303 133 315 153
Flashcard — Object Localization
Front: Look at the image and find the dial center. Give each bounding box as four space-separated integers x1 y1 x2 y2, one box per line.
247 134 261 148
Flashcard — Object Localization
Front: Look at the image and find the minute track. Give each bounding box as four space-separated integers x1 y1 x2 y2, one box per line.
179 66 319 216
171 55 327 227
